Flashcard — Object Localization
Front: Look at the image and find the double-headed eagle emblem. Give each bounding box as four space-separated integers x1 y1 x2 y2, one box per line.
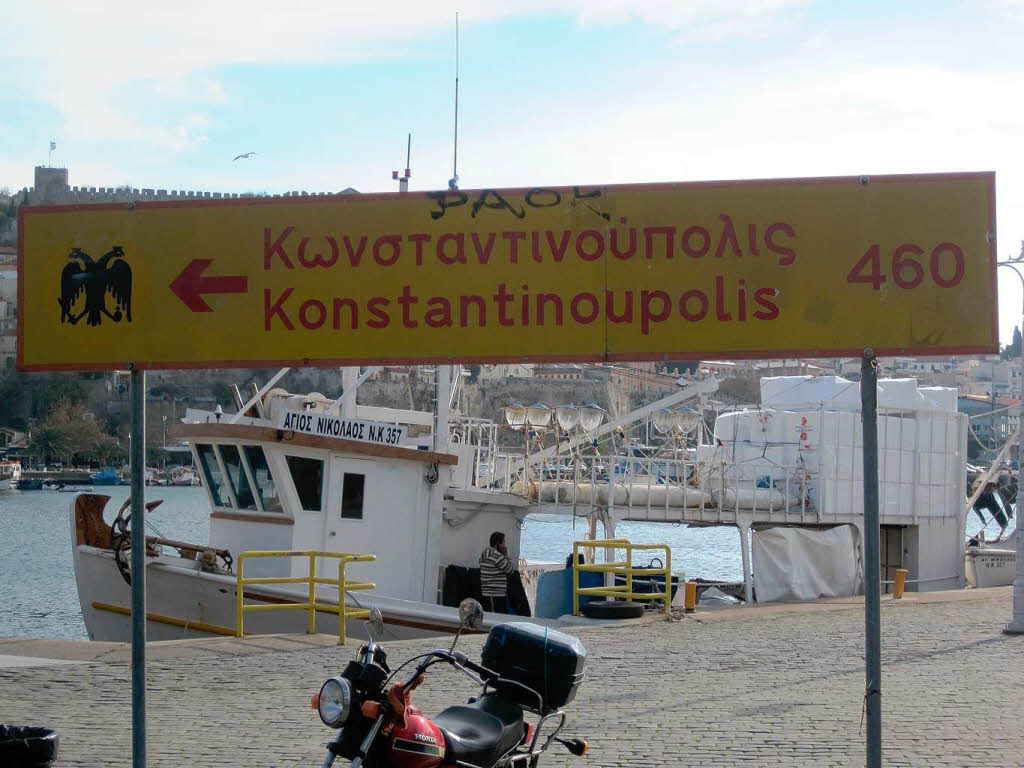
58 246 133 326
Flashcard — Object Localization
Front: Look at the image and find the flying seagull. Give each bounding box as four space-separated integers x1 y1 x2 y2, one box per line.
233 151 257 161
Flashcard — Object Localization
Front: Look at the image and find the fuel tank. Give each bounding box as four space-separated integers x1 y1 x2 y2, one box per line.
386 707 446 768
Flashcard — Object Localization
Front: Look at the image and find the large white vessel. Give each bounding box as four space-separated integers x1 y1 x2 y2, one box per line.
71 367 979 643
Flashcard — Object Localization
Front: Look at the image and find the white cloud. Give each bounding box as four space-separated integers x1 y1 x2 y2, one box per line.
1 1 808 155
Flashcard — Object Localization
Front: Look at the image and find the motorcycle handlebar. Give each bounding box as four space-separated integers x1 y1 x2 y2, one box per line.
402 650 494 690
451 651 495 681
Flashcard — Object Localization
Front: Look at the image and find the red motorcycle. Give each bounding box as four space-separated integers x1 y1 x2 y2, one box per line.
313 600 589 768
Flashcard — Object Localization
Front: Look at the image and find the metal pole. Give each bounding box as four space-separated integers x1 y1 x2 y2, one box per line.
1006 297 1024 634
860 349 881 768
130 367 147 767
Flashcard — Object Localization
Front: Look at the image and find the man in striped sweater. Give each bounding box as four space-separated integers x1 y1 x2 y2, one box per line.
479 531 514 614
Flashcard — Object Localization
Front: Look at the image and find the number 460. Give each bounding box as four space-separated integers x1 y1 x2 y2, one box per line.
846 242 965 290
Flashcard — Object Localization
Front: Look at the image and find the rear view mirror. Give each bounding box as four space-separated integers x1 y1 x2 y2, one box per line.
368 608 384 640
458 599 484 630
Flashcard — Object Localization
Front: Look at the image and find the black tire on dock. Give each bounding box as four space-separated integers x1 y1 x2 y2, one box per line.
0 725 59 767
580 600 645 619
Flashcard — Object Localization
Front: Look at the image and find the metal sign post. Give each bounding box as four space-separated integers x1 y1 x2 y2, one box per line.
860 350 881 768
130 366 147 767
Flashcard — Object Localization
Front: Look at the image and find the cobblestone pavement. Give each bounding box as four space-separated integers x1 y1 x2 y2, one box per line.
1 588 1022 767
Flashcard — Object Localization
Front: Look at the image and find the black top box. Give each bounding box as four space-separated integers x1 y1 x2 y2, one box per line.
481 622 587 713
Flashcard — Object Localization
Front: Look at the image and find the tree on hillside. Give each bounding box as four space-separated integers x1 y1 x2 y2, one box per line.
27 425 71 466
91 434 124 466
26 399 112 466
1011 326 1023 358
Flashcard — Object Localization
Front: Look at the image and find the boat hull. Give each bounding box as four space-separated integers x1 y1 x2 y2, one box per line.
71 543 490 642
965 546 1016 588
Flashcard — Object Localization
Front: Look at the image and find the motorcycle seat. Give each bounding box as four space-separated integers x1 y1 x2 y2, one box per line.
433 694 524 767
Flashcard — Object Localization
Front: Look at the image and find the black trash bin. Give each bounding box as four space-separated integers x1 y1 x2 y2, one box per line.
0 725 59 767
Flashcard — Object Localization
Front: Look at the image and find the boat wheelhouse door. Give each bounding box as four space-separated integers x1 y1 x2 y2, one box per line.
320 455 428 602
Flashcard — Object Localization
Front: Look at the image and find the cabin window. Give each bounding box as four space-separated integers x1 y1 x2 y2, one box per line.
196 443 230 508
243 446 283 513
220 444 257 511
340 473 365 520
286 455 323 511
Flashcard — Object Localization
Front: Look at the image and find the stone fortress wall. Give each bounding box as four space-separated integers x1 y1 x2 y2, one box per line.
16 166 356 206
0 166 357 247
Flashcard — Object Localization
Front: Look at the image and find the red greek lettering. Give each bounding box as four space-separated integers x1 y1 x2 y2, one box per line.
714 214 742 258
503 231 526 263
264 227 294 270
575 230 604 262
644 226 675 260
373 235 401 266
437 233 466 265
545 230 572 262
610 219 637 260
297 236 339 268
747 224 760 256
342 235 367 267
408 233 431 266
765 222 796 265
471 232 496 265
681 226 711 258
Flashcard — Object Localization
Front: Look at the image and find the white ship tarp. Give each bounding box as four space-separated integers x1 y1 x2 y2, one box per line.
760 375 956 413
752 525 860 602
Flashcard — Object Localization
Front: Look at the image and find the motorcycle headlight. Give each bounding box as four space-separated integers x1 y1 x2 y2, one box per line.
318 676 353 728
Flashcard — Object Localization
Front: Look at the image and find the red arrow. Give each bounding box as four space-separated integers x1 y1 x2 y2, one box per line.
170 259 249 312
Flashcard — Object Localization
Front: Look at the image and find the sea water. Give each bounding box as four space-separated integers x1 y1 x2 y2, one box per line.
0 487 1011 639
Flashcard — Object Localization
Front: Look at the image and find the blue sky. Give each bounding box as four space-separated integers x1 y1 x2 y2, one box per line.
3 0 1024 343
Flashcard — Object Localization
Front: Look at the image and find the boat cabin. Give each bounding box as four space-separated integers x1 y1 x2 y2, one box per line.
173 400 527 606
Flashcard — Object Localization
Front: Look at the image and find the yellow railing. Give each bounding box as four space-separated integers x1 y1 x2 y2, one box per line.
236 550 376 645
572 538 672 616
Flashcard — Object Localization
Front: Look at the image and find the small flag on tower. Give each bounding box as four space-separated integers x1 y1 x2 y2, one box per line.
50 141 56 151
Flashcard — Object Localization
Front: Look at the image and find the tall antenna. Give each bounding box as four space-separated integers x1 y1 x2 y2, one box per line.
392 132 412 192
448 12 460 191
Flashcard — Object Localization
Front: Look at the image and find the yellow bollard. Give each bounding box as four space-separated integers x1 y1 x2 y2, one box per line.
893 568 909 599
684 580 697 612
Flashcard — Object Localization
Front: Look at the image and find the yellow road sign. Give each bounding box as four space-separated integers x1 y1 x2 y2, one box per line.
18 173 996 371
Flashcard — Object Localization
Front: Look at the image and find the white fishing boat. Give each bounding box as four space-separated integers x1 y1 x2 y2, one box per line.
71 367 976 644
965 530 1017 588
169 466 199 486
